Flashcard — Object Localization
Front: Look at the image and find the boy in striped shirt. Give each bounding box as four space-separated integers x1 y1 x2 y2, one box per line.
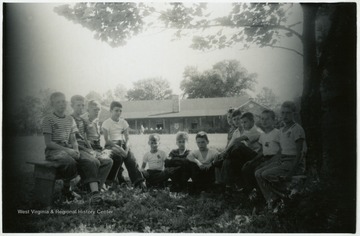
42 92 80 201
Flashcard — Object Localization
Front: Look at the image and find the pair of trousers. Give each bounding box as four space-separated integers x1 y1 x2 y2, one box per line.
45 149 78 183
142 169 171 187
77 149 112 187
188 162 215 192
255 155 304 203
165 158 191 188
242 155 278 191
220 142 257 186
106 143 144 186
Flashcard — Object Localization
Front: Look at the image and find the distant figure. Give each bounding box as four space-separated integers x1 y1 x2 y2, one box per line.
140 125 145 135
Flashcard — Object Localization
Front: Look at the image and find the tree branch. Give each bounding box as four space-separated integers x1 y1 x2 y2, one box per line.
262 44 303 56
237 44 303 56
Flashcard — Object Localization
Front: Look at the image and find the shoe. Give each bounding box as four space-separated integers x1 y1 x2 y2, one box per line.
100 184 109 192
89 191 103 205
170 184 182 193
135 181 147 192
62 189 81 201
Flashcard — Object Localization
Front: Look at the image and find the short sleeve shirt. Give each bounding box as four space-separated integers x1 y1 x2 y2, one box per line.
226 126 236 146
42 113 78 144
71 115 88 147
81 113 101 142
227 128 241 148
242 126 263 152
280 123 306 155
187 148 219 165
143 150 167 171
258 128 280 156
169 149 190 159
102 118 129 141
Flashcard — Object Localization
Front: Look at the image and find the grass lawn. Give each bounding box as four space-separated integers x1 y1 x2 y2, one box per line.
3 134 342 233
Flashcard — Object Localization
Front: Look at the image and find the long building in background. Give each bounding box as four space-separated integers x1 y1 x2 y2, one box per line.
99 95 268 134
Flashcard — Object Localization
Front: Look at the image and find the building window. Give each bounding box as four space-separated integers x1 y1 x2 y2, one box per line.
156 123 163 130
191 123 198 130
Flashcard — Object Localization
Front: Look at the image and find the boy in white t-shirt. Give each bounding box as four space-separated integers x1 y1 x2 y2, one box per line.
187 131 220 194
242 109 281 193
141 134 178 188
102 101 145 190
256 101 307 209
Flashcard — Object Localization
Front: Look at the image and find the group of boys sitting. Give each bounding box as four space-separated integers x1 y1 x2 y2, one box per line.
43 91 306 209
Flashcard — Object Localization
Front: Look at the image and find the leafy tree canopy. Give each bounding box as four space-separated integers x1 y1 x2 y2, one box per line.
55 3 302 56
85 90 102 102
180 60 257 98
255 87 280 109
126 77 173 101
55 3 154 47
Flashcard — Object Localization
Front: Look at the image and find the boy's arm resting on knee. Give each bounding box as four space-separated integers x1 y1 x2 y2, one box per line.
186 153 202 167
44 133 80 159
69 134 80 159
123 129 130 155
141 162 146 171
224 135 247 154
102 128 117 148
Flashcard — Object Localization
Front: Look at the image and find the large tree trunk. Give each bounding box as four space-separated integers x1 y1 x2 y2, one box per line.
317 4 356 185
300 4 322 177
299 4 356 232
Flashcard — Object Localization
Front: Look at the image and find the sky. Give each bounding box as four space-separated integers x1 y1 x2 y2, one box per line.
4 3 304 104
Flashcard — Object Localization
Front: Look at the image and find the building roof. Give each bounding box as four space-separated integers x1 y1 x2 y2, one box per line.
99 95 268 121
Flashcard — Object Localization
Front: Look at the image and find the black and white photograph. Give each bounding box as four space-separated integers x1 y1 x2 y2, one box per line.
2 2 356 233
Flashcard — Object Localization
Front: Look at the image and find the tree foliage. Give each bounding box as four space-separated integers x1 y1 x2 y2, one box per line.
85 90 103 102
181 60 256 98
55 3 302 56
126 77 173 101
255 87 279 109
54 3 154 47
113 84 127 101
161 3 303 55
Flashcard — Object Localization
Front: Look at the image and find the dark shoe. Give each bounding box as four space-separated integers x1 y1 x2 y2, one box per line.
89 191 103 205
62 189 81 201
135 181 147 192
170 184 182 193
